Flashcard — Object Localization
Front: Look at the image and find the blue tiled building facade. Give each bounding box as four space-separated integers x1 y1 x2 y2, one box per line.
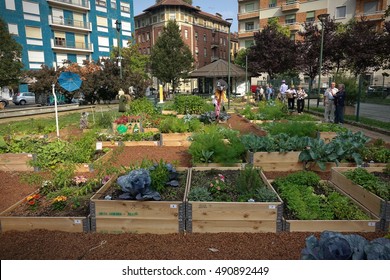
1 0 134 73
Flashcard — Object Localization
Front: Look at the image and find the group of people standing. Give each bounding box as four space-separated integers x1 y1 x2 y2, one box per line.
278 80 308 114
255 84 274 101
323 82 346 124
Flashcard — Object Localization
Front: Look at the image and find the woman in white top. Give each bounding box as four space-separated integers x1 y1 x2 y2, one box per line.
296 86 307 114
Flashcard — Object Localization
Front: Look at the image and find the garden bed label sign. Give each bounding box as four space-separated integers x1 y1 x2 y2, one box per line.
268 205 277 209
96 142 103 150
170 204 178 209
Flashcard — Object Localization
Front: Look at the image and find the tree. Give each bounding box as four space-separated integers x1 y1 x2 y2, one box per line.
296 19 337 89
234 48 248 68
247 18 296 80
340 18 383 76
0 18 23 88
122 44 149 78
24 65 58 104
150 20 194 93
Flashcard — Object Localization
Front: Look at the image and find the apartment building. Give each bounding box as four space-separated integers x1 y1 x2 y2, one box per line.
134 0 232 70
1 0 134 73
238 0 390 48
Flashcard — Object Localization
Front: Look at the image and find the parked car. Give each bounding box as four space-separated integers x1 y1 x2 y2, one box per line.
12 92 36 105
0 98 9 108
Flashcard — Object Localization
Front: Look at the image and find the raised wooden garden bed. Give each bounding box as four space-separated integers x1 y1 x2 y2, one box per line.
331 166 389 231
161 110 178 115
186 167 283 233
74 148 114 172
0 191 90 233
246 151 356 172
98 141 160 148
265 175 381 233
0 153 37 172
89 167 189 234
246 151 301 172
160 133 192 147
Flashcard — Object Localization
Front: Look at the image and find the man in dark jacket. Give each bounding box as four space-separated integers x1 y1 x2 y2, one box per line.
334 83 346 124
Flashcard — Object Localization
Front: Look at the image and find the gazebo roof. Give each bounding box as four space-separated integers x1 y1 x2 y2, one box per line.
189 59 250 78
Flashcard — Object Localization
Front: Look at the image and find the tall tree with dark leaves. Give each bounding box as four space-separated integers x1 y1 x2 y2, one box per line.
247 19 296 80
150 20 194 93
379 21 390 71
340 18 383 76
296 19 338 87
0 18 23 88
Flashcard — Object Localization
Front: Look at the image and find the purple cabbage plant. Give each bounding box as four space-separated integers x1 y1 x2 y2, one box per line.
301 231 390 260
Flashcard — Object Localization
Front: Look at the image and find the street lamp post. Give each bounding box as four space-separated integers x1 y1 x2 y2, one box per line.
316 14 329 108
226 18 233 109
115 19 122 80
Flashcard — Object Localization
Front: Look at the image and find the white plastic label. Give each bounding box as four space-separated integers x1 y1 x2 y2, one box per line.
96 142 103 150
170 204 178 209
268 205 276 209
368 222 376 227
73 219 82 224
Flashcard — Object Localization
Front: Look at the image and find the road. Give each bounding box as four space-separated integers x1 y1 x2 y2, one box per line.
308 100 390 123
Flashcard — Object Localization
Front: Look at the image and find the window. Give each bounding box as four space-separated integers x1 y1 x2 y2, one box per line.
364 1 378 14
5 0 15 10
170 12 176 20
336 6 346 18
245 40 253 48
269 0 276 8
25 26 42 39
245 3 255 12
203 34 207 42
97 16 107 27
286 0 295 4
8 23 18 35
111 1 116 9
306 11 315 22
204 48 207 57
245 22 254 31
146 32 150 41
28 51 43 62
195 31 198 40
120 2 130 13
285 14 296 24
290 33 295 41
96 0 106 7
22 0 39 14
184 29 188 39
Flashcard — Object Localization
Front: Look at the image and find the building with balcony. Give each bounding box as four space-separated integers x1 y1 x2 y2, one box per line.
1 0 134 76
238 0 389 48
134 0 232 70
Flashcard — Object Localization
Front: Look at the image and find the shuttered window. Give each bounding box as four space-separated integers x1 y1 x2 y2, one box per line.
25 26 42 39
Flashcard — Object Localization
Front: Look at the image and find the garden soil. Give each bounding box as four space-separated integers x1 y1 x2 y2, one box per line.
0 113 387 260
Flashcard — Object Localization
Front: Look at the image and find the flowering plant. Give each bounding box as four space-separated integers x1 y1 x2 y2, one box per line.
208 174 227 196
114 115 141 124
101 175 111 185
26 194 41 210
73 176 88 186
51 196 67 211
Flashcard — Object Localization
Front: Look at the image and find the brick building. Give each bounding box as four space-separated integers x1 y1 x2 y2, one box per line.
134 0 233 73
